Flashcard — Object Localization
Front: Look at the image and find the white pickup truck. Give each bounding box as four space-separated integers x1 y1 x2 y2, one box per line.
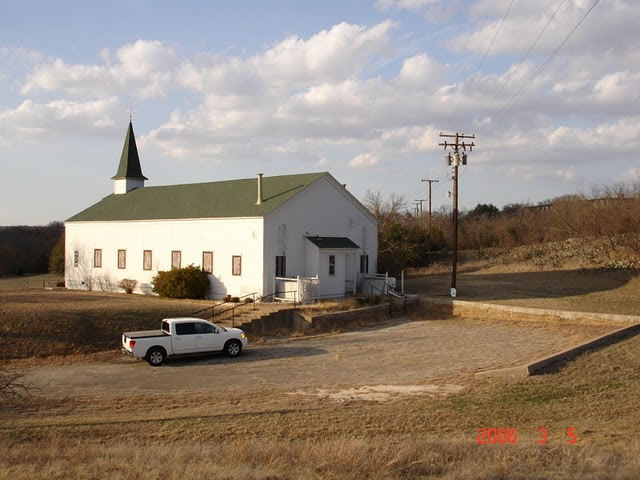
122 318 248 366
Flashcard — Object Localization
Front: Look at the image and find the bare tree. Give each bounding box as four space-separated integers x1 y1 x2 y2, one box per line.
363 190 407 231
0 368 32 403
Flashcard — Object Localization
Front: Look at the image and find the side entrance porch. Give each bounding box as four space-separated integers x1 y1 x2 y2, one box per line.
275 236 360 302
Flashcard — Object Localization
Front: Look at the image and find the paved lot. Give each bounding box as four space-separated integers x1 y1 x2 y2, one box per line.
26 317 609 396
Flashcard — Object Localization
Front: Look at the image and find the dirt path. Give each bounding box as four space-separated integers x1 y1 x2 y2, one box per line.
25 317 612 396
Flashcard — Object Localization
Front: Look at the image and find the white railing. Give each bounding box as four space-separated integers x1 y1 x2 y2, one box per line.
275 275 319 303
359 272 396 295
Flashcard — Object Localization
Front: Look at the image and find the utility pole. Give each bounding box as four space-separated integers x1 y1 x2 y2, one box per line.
439 132 475 298
421 179 439 229
414 199 427 218
413 202 420 217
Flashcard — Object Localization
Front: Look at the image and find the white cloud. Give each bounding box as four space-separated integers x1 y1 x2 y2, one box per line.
374 0 462 23
397 53 442 88
176 21 394 95
0 97 119 145
547 118 640 152
4 13 640 188
451 1 639 57
375 0 438 12
554 167 577 181
593 70 640 104
0 46 43 64
349 152 378 168
21 40 177 99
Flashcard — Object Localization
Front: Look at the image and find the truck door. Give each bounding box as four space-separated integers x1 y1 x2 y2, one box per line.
173 322 197 353
194 322 224 352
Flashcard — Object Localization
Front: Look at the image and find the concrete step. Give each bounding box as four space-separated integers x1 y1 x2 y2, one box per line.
213 303 296 326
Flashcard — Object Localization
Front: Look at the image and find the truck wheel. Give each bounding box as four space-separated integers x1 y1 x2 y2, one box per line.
224 340 242 357
146 347 166 366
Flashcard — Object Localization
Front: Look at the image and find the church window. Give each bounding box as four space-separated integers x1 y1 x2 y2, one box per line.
118 250 126 269
143 250 152 271
202 251 213 273
232 255 242 276
171 251 181 269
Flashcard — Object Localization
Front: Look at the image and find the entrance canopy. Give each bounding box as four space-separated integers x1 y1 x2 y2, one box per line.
304 236 359 249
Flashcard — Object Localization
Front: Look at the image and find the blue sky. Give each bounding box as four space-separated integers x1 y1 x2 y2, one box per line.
1 0 638 225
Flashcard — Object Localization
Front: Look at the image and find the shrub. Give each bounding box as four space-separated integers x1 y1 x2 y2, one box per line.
119 278 137 294
151 265 210 299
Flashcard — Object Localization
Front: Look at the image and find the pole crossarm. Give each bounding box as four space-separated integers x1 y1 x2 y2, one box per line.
439 132 475 151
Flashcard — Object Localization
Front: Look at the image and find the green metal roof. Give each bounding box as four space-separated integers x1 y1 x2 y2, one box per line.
305 236 360 249
112 122 147 180
66 172 328 222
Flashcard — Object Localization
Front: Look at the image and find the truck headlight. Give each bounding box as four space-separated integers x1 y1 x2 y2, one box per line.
240 333 246 339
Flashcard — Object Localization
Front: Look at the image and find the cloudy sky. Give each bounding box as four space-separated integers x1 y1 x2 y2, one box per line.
1 0 637 225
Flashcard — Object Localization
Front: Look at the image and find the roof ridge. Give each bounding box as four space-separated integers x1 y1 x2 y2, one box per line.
138 171 328 190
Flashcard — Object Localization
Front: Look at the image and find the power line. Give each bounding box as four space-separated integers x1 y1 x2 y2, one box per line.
490 0 567 105
498 0 600 118
455 0 514 110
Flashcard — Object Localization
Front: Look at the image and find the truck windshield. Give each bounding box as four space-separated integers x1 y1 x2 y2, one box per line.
161 321 170 334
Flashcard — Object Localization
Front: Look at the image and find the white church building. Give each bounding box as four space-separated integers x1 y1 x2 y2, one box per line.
65 122 378 300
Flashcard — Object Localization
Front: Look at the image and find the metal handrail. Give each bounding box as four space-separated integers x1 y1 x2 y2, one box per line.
369 281 405 298
368 283 407 316
189 291 257 321
212 290 299 326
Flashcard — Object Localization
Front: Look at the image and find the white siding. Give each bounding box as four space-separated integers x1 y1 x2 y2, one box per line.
318 250 346 298
114 178 144 194
65 217 264 299
264 176 377 296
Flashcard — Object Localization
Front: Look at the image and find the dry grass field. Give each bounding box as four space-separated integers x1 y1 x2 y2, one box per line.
0 289 217 360
1 266 639 479
2 334 640 479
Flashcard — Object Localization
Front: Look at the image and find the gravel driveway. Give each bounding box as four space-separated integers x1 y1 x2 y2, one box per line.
25 316 609 396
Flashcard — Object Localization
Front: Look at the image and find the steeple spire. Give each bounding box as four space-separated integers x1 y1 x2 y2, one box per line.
112 121 147 194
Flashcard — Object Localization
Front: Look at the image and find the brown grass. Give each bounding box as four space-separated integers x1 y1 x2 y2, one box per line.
3 436 639 480
0 289 214 360
0 287 384 361
2 334 640 479
0 273 63 290
2 269 640 477
407 265 640 316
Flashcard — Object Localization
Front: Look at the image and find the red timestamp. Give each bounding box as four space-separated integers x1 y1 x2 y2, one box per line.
477 427 578 445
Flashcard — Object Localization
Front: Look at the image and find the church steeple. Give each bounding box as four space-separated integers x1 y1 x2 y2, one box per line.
112 121 147 194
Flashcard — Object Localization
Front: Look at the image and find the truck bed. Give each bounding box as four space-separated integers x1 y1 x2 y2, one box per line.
123 330 168 339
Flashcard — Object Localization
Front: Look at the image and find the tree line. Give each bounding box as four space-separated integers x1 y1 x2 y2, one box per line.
364 180 640 275
0 222 63 276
